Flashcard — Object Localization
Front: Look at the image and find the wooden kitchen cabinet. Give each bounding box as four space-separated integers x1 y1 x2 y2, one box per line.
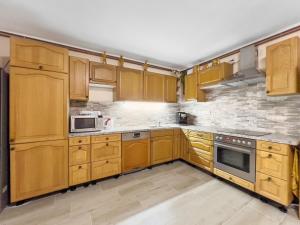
69 145 91 166
10 67 68 144
116 67 143 101
91 141 121 162
10 37 69 73
266 37 300 96
143 71 164 102
198 62 232 87
181 130 190 161
69 56 89 101
185 72 197 101
91 158 121 180
256 172 292 206
151 136 173 165
164 76 177 103
69 164 91 186
122 139 150 173
185 72 205 102
90 62 117 85
10 140 68 202
173 129 181 159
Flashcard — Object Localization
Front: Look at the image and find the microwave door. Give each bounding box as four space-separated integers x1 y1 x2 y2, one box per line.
71 116 97 132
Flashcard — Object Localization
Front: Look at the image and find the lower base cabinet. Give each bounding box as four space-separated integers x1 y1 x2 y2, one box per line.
189 151 213 172
10 140 68 202
151 136 173 165
256 172 292 206
69 163 91 186
92 158 121 180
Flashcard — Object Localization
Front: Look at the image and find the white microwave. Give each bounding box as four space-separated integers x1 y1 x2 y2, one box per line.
70 114 103 133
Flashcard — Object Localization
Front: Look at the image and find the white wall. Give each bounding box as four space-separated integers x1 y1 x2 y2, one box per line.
0 36 9 68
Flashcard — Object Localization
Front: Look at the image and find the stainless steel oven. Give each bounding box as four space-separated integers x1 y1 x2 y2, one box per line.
70 111 103 133
214 134 256 182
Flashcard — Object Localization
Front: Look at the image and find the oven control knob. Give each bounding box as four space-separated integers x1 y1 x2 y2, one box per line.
232 139 236 142
247 142 252 145
237 140 241 143
219 137 223 140
216 136 219 140
242 141 246 144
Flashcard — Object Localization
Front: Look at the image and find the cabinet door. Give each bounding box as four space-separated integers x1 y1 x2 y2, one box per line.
122 139 150 173
10 37 69 73
256 150 289 180
151 136 173 165
69 145 90 166
10 140 68 202
69 56 89 101
143 71 164 101
91 141 121 162
198 66 220 86
266 37 300 96
164 76 177 103
69 164 90 186
173 134 181 160
10 67 68 144
117 67 143 100
90 62 116 84
91 158 121 180
256 172 291 206
180 132 190 161
185 72 198 101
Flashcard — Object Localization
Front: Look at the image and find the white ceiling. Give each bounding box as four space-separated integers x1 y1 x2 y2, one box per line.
1 0 300 70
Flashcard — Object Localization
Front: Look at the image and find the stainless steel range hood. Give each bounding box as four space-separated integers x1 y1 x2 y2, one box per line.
201 45 265 89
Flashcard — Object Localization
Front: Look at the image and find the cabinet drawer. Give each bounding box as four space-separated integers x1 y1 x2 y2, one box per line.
189 131 213 140
69 136 90 146
189 147 213 160
151 129 174 137
189 138 213 153
91 134 121 143
69 164 90 186
257 141 290 155
214 168 254 191
91 141 121 162
256 172 291 206
174 128 181 135
190 153 213 172
69 145 90 166
91 158 121 180
256 150 289 180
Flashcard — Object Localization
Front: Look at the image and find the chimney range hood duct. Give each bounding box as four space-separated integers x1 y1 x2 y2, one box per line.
201 45 265 89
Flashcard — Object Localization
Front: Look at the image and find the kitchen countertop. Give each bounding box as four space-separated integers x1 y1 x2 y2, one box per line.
69 124 300 146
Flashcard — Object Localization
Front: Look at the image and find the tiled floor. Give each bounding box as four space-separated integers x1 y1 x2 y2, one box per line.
0 161 299 225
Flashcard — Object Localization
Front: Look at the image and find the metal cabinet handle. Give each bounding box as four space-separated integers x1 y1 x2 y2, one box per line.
78 146 82 150
78 165 82 169
106 143 109 146
10 147 15 151
106 160 109 163
106 137 109 140
39 65 43 70
266 90 270 94
229 177 232 180
267 177 272 182
268 146 272 150
78 140 82 143
268 154 272 158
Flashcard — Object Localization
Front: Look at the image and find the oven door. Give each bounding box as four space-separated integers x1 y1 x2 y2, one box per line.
70 116 100 133
214 142 255 182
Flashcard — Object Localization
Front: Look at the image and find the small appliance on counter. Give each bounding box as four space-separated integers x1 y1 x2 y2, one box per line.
102 116 114 130
176 112 188 125
70 111 103 133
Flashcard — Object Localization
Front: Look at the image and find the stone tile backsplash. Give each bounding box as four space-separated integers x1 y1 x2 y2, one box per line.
180 82 300 136
70 101 179 127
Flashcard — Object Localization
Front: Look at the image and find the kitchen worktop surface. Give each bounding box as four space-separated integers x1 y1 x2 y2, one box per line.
69 124 300 146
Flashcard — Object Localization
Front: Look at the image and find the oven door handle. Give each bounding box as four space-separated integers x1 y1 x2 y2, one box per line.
215 143 253 154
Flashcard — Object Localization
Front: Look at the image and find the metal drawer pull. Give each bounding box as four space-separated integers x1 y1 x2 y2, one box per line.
267 177 272 181
268 146 272 150
106 160 109 163
229 177 232 180
78 146 82 150
106 137 109 140
78 165 82 169
268 154 272 158
106 143 109 146
78 140 82 143
10 147 15 151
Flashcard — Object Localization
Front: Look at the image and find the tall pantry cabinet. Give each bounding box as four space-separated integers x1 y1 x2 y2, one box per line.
9 37 69 202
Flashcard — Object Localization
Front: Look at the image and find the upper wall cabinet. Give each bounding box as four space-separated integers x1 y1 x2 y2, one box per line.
185 71 205 102
143 71 164 102
198 62 233 87
90 62 117 85
70 56 89 101
164 76 177 103
185 72 197 101
266 37 300 96
10 67 68 144
10 37 69 73
116 67 144 101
